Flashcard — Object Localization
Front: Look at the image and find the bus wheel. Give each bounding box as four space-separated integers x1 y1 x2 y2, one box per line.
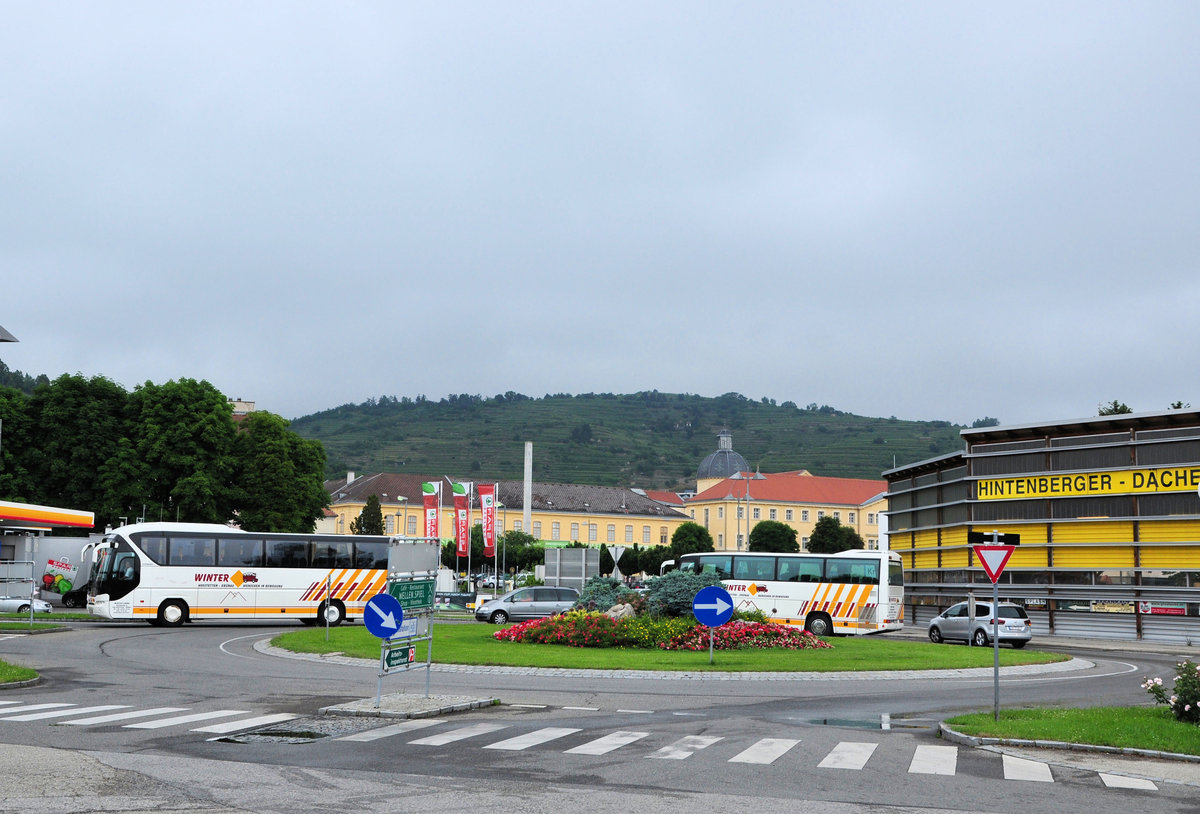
804 614 833 637
158 600 187 627
318 600 345 627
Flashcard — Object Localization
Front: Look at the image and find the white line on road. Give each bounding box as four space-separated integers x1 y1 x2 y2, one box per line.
484 727 581 751
728 738 801 765
193 713 300 734
409 722 508 746
1002 754 1054 782
565 731 649 755
647 734 723 760
818 741 878 770
908 744 957 775
339 719 443 742
1099 773 1157 790
124 710 251 729
63 707 190 726
3 705 129 722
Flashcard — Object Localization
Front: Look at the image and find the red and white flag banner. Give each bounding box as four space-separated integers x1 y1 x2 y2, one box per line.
479 483 497 558
422 482 441 540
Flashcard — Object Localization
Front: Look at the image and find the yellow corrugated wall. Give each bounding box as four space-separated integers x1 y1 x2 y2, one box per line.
1138 519 1200 543
1052 521 1134 544
1137 545 1200 568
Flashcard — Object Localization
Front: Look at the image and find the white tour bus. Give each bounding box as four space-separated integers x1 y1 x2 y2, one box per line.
87 522 392 626
674 549 904 636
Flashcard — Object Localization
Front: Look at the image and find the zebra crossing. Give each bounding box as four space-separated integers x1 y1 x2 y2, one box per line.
329 719 1161 791
0 698 298 735
0 697 1162 791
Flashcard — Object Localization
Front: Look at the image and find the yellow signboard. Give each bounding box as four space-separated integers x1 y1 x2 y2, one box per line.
976 466 1200 501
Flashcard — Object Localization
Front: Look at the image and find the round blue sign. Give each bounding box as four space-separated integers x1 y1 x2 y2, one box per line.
363 592 405 639
692 585 734 627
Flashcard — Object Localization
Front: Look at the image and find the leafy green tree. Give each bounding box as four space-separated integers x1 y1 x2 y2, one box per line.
110 379 239 524
807 515 864 554
669 521 715 561
638 544 674 577
25 374 129 526
748 519 799 553
232 411 329 532
0 386 32 501
1098 400 1132 415
350 494 384 535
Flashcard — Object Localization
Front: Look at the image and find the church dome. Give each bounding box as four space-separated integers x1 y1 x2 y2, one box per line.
697 431 749 480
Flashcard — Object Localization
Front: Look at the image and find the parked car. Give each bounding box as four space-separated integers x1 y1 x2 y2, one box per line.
474 586 579 625
928 601 1031 648
0 596 53 614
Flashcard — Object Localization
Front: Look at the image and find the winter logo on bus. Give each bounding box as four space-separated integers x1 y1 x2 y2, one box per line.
194 571 258 587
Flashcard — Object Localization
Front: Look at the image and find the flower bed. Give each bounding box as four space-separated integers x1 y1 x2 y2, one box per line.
493 611 830 651
658 620 831 651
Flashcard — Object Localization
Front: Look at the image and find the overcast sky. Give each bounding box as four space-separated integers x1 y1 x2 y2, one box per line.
3 3 1197 428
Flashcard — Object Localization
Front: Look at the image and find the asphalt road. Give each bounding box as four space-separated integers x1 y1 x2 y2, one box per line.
1 621 1196 813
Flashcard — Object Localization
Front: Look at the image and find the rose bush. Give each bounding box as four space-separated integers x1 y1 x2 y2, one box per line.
1142 659 1200 724
658 619 832 651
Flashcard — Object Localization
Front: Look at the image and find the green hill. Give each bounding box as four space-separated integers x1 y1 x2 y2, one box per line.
291 392 967 491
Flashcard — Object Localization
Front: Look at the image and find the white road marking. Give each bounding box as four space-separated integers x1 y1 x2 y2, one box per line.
339 719 443 742
1002 754 1054 782
124 710 251 729
0 703 74 716
818 741 878 770
484 727 581 750
192 713 300 734
908 744 957 775
3 705 129 722
409 722 508 746
728 738 800 765
63 707 190 726
565 731 649 755
647 734 723 759
1099 773 1157 790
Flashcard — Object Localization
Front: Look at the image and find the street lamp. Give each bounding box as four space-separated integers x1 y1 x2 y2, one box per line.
395 495 407 537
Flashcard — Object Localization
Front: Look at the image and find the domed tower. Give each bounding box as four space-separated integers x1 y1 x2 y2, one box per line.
696 430 749 493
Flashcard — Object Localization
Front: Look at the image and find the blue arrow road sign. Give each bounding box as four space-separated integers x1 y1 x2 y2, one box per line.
363 592 405 639
692 585 734 628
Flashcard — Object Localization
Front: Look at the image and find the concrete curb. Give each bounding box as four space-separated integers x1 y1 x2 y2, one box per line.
319 694 501 719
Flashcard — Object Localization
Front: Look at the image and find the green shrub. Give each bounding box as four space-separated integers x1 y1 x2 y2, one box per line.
614 615 698 648
576 576 628 612
1143 659 1200 724
646 569 722 617
734 607 768 623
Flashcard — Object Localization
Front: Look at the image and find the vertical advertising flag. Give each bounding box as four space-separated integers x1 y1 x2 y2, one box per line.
478 483 497 558
422 482 441 539
452 481 473 557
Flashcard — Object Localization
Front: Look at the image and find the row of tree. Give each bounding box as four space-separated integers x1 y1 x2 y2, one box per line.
0 374 329 533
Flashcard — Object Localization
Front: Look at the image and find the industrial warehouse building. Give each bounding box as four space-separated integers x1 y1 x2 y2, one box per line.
885 410 1200 644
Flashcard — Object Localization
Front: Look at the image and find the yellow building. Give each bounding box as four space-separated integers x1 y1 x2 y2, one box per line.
323 473 689 557
685 470 886 551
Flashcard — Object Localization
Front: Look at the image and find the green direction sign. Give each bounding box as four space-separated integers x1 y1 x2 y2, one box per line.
385 646 414 668
388 579 436 610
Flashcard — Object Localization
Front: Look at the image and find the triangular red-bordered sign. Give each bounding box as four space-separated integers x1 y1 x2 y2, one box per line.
973 545 1015 583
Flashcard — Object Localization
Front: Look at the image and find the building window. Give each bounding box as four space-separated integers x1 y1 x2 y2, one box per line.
802 536 810 549
867 538 877 550
571 523 580 541
533 521 542 538
514 521 523 532
717 533 724 548
385 516 395 535
802 510 809 522
785 509 793 521
849 512 856 523
551 522 561 540
737 507 744 519
769 509 777 520
704 508 710 526
718 506 724 519
834 511 840 521
407 516 417 535
660 526 668 545
868 513 876 524
753 508 761 520
818 511 825 519
737 534 744 549
643 526 651 544
588 523 597 543
625 524 633 543
607 524 616 542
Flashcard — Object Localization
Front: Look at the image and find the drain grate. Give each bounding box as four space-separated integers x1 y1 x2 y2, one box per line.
217 716 384 744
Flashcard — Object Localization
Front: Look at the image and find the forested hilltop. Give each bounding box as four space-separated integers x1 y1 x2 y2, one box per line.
292 392 976 490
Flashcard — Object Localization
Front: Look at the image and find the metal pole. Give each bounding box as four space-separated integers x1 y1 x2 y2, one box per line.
993 577 1001 720
324 573 332 641
709 626 715 665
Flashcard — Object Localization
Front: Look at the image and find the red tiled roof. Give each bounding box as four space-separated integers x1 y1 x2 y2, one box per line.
688 471 885 507
642 489 685 506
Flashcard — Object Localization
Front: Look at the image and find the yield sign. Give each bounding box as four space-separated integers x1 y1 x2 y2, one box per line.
974 545 1015 584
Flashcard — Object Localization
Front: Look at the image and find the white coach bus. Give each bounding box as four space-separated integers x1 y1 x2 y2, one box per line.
674 549 904 636
87 522 391 626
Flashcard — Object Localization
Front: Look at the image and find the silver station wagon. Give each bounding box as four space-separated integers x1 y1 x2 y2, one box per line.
928 601 1032 648
474 586 579 625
